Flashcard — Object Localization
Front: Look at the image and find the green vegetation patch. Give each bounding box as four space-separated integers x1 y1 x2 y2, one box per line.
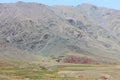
0 64 112 80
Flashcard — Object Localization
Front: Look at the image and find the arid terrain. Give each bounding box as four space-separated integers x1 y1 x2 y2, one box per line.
0 1 120 63
0 61 120 80
0 1 120 80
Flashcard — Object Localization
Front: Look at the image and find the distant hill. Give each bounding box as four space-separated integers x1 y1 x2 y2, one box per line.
0 1 120 64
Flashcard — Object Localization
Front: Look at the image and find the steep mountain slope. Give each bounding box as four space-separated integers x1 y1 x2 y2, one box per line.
0 2 120 63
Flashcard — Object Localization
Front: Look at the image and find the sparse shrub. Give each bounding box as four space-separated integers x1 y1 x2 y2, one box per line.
39 65 48 70
50 55 64 63
63 55 92 64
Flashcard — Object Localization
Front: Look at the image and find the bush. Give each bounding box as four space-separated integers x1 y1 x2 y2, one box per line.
63 55 92 64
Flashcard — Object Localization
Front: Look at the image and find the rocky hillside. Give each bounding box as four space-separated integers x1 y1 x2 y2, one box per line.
0 2 120 63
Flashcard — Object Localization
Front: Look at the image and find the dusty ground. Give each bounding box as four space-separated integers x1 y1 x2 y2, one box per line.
0 62 120 80
58 64 120 80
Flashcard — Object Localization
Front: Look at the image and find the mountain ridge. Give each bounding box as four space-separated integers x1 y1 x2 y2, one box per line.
0 2 120 64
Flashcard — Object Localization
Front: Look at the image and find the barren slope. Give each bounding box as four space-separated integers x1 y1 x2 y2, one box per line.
0 2 120 63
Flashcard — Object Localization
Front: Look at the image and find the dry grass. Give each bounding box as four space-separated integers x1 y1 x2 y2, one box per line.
0 62 120 80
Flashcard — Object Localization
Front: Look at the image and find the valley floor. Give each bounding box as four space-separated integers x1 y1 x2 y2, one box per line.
0 62 120 80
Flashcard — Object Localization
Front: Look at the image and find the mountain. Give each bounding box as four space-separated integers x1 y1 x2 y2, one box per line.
0 2 120 64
